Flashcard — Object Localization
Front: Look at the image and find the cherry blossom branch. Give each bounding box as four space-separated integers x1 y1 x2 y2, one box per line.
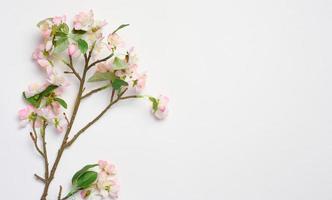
81 84 110 100
40 53 90 199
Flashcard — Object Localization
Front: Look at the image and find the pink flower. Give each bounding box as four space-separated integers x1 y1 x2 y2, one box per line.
38 20 52 39
153 95 169 120
73 10 94 31
52 15 66 25
37 59 52 70
107 33 123 50
80 190 92 199
134 73 147 92
98 160 116 176
96 62 111 73
18 105 36 127
47 71 67 86
25 83 46 98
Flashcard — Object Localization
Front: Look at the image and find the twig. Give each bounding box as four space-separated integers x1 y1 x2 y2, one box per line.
57 185 63 200
40 121 49 180
63 112 69 124
64 55 82 81
87 53 114 70
29 121 44 157
34 173 45 183
81 84 110 100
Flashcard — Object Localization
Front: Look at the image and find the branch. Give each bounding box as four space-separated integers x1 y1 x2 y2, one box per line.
29 121 44 157
119 95 142 100
87 53 114 70
40 122 50 180
64 56 82 81
34 173 46 183
81 84 110 100
57 185 63 200
65 88 128 147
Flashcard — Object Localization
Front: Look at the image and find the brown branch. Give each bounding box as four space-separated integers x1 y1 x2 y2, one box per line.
40 121 49 180
57 185 63 200
40 51 91 200
34 173 45 183
87 53 114 70
65 88 129 147
81 84 110 100
64 55 82 81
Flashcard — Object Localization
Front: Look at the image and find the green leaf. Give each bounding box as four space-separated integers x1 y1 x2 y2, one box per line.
88 72 115 82
72 29 87 34
54 98 67 109
54 36 69 53
149 97 159 112
75 171 98 189
113 57 127 70
112 78 128 90
41 85 58 96
112 24 130 34
77 39 88 54
58 23 69 34
23 92 42 108
22 85 58 108
72 164 98 185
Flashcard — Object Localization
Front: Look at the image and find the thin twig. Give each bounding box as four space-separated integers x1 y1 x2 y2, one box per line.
63 112 69 124
34 173 45 183
87 53 114 70
40 121 49 180
29 121 44 157
57 185 63 200
64 55 82 81
81 84 110 100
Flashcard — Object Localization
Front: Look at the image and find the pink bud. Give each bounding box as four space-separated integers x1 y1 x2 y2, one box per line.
68 44 77 56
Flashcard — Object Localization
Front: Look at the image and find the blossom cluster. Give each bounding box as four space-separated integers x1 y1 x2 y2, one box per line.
79 161 120 199
19 10 169 133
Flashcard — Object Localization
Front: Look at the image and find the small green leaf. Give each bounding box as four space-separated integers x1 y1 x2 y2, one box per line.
54 37 69 53
54 98 67 109
112 78 128 90
77 39 88 54
58 23 69 34
72 164 98 185
23 85 58 108
75 171 98 189
88 72 115 82
72 29 87 34
149 97 159 112
23 92 41 108
112 24 130 34
113 57 127 70
41 85 58 96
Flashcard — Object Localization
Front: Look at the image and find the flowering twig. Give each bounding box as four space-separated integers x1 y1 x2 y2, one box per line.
19 11 169 199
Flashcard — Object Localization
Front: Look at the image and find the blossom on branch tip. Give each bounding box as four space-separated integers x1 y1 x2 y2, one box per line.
153 95 169 120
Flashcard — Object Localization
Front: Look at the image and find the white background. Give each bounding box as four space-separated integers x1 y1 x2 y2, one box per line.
1 0 332 199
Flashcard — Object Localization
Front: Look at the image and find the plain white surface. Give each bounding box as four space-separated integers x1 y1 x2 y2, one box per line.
1 0 332 199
